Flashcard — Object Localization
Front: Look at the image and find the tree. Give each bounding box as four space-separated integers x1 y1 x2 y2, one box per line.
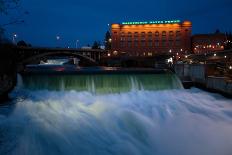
92 41 101 49
0 0 22 45
104 31 111 50
0 0 20 14
0 27 4 43
17 40 27 47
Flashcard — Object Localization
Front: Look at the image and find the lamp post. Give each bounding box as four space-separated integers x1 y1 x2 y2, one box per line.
56 35 60 47
76 40 79 49
12 33 17 44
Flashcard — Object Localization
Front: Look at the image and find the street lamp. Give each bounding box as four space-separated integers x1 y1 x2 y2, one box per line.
56 35 60 40
56 35 61 47
12 33 17 44
76 40 79 49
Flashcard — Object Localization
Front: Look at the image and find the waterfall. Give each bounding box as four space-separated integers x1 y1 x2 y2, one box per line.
19 73 183 93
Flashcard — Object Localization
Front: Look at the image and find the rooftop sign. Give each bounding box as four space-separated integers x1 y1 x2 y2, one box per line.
122 20 181 25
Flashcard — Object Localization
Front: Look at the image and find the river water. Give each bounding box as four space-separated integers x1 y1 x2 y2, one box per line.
0 73 232 155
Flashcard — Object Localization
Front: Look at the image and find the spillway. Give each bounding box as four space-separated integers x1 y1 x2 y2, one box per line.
0 72 232 155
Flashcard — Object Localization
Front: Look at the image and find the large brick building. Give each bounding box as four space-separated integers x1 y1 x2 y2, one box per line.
191 33 227 54
110 20 192 57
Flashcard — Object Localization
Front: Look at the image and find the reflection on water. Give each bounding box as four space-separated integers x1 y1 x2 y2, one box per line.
0 74 232 155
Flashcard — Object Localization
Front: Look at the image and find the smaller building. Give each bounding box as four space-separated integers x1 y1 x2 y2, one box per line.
192 33 226 54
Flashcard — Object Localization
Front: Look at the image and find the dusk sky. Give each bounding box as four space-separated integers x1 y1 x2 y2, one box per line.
1 0 232 47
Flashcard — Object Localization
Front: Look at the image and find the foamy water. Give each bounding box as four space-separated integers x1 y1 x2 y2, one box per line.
0 73 232 155
0 88 232 155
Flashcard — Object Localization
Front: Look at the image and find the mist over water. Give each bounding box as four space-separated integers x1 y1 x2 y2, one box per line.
0 74 232 155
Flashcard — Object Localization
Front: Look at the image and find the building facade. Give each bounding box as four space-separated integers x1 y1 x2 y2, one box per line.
110 20 192 57
192 33 227 54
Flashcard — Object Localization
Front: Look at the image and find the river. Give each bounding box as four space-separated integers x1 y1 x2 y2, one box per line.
0 73 232 155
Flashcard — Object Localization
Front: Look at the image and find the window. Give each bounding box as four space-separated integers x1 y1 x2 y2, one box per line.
128 41 132 47
148 32 153 41
176 31 181 36
128 32 132 41
134 32 139 41
134 32 139 37
155 40 159 47
148 41 153 47
169 31 174 36
141 32 146 41
169 40 174 46
120 41 125 48
120 32 125 41
162 31 166 40
134 41 138 47
176 31 181 40
141 41 146 47
155 31 159 36
162 40 166 46
162 31 166 36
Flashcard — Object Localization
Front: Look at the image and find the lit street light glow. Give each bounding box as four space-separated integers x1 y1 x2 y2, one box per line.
12 33 18 44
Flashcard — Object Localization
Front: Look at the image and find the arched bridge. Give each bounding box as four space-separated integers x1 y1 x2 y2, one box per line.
16 47 107 66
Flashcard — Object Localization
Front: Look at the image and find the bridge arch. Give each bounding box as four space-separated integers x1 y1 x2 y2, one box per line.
19 51 98 66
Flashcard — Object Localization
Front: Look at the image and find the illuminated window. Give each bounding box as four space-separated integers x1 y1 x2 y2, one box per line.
141 32 146 41
162 31 166 40
134 32 139 37
134 32 139 41
155 31 159 36
148 32 153 41
162 31 166 36
169 31 174 36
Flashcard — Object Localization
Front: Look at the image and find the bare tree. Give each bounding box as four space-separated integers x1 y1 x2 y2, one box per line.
0 0 20 14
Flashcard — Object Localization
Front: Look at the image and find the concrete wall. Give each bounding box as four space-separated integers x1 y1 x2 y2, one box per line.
189 64 206 84
174 64 232 95
207 76 232 94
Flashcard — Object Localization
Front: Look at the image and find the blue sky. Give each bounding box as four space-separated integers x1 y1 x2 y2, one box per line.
1 0 232 47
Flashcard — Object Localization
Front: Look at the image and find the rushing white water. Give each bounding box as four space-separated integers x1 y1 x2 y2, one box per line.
0 75 232 155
